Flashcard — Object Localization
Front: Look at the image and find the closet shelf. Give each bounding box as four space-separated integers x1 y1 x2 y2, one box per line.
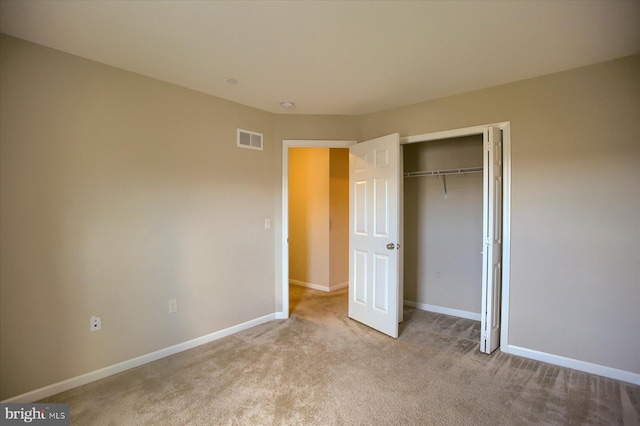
404 166 482 198
403 166 483 178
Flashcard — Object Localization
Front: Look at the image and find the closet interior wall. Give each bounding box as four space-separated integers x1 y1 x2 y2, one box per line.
403 135 484 317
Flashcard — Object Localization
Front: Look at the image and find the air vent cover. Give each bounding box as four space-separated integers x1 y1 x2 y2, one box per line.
237 128 263 151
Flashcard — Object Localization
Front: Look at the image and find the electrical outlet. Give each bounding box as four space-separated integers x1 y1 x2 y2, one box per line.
264 218 271 229
169 299 178 314
90 316 101 332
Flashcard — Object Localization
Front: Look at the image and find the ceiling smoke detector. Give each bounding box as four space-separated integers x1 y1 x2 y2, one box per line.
280 101 295 109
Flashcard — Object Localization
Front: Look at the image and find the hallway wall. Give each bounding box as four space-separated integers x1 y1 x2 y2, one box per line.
288 148 349 291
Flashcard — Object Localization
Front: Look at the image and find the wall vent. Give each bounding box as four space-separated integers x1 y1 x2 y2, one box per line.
237 128 263 151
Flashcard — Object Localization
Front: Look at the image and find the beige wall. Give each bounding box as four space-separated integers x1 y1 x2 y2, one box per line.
329 149 349 287
403 136 483 313
288 148 349 290
0 35 276 399
1 32 638 400
288 148 330 287
363 55 640 374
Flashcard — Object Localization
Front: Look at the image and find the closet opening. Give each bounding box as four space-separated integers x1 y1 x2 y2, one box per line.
403 135 484 321
401 125 506 354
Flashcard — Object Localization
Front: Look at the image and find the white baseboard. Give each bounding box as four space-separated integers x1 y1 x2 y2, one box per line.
290 279 329 292
507 345 640 386
2 313 279 403
330 281 349 292
404 301 639 385
290 279 348 293
404 300 481 322
274 312 288 320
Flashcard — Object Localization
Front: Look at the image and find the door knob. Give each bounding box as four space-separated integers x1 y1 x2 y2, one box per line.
386 243 395 250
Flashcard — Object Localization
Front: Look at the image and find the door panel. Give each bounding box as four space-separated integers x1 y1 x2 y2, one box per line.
349 133 400 338
374 179 390 237
354 181 368 235
354 250 368 304
481 127 503 354
374 254 390 312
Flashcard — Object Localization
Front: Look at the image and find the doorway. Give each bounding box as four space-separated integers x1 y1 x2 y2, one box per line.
400 122 511 352
288 147 349 293
403 134 484 322
281 140 356 317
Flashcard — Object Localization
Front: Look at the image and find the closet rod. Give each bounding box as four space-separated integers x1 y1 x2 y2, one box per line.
403 166 483 178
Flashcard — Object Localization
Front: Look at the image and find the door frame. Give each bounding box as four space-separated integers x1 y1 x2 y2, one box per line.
400 121 512 352
281 139 357 319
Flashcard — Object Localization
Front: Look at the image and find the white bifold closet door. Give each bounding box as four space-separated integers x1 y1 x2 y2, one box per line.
481 127 503 354
348 134 401 338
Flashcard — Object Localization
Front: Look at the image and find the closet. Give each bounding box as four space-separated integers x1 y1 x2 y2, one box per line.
403 134 484 321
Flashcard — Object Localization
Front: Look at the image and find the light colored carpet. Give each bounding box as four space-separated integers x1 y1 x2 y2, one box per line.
41 286 639 425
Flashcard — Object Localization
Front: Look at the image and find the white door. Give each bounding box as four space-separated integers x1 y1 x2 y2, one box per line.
349 133 400 338
481 127 503 353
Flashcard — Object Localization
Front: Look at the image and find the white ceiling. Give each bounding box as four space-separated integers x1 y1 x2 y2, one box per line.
1 1 639 115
